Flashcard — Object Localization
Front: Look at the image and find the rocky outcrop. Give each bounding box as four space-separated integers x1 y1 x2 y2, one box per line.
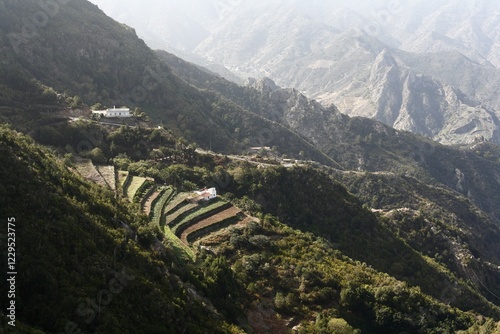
192 3 500 145
91 0 500 145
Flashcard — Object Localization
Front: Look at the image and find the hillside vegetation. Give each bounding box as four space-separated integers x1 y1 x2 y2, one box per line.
2 126 500 333
2 0 500 227
0 0 337 166
1 0 500 333
0 126 241 334
160 52 500 227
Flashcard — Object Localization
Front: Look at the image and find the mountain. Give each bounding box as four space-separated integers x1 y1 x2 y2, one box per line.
383 0 500 68
85 0 211 52
0 125 244 334
193 6 500 145
0 0 342 166
2 0 500 332
1 125 500 333
4 0 500 229
90 0 500 145
157 53 500 309
159 51 500 229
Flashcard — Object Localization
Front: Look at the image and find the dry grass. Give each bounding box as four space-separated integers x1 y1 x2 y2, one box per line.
117 170 129 189
125 176 148 202
96 165 116 191
75 159 107 187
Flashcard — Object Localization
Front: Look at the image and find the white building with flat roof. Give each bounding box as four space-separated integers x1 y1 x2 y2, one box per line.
92 106 132 118
187 188 217 203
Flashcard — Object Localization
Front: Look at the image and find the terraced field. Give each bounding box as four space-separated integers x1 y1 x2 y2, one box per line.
73 165 250 256
118 179 251 254
164 192 192 214
164 194 249 246
147 188 195 261
150 187 176 227
142 189 161 216
96 165 116 191
180 206 242 245
117 171 129 192
166 202 199 225
171 200 230 234
123 176 149 202
135 181 155 205
75 159 107 187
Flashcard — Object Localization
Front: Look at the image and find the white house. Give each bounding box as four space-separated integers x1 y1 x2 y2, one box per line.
188 187 217 203
92 106 132 118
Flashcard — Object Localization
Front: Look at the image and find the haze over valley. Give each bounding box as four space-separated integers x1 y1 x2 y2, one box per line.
1 1 500 333
91 0 500 144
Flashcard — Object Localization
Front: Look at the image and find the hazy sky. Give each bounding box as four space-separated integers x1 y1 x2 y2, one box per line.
88 0 500 68
89 0 417 29
89 0 414 45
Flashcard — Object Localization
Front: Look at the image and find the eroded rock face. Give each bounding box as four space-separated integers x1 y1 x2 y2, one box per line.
191 2 500 145
91 0 500 145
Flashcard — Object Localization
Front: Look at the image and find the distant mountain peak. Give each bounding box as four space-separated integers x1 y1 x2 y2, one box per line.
374 48 397 67
246 76 280 94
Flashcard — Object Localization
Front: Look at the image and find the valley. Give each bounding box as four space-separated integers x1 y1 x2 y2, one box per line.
91 0 500 145
1 0 500 333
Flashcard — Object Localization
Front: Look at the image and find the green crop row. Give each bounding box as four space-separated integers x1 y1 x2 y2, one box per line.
186 213 244 244
171 200 231 235
150 187 175 227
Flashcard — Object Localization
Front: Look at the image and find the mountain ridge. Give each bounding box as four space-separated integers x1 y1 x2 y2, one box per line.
2 1 500 332
196 24 500 145
158 49 500 228
92 0 500 145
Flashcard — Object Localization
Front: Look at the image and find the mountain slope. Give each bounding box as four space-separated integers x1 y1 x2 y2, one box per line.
221 165 500 313
5 0 500 221
0 0 343 166
1 2 500 331
332 169 500 305
87 0 500 145
157 51 500 228
0 126 241 333
387 0 500 68
194 13 500 144
240 77 500 226
150 49 500 301
3 125 500 333
93 0 500 145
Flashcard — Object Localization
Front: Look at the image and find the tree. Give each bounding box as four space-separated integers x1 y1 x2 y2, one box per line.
133 107 148 121
70 95 83 108
274 292 286 310
89 147 106 164
328 318 359 334
91 102 105 110
113 153 131 170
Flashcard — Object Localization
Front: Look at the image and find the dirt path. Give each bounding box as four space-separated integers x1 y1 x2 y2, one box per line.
180 206 241 245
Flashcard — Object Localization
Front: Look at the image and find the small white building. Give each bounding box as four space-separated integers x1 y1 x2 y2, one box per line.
92 106 132 118
250 146 271 152
188 188 217 203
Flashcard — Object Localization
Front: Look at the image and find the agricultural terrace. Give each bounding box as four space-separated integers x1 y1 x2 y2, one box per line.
124 176 150 202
